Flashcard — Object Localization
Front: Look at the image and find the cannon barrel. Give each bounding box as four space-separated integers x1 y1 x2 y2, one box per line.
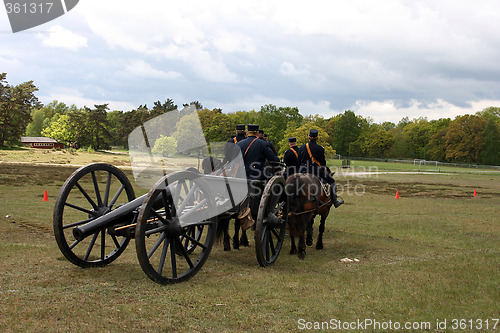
72 195 146 241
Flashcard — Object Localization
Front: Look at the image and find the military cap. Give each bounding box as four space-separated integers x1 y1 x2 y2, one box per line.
258 129 264 134
288 137 296 143
247 124 259 132
309 129 319 138
236 124 245 131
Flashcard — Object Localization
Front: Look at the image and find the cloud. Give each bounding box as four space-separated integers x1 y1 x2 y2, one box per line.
36 24 87 50
352 99 500 123
40 88 136 111
3 0 500 124
280 62 310 76
125 60 183 80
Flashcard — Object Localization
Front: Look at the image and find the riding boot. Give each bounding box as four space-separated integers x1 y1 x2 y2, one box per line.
329 183 344 208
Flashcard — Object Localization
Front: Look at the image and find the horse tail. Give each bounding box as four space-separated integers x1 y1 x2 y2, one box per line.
286 175 304 214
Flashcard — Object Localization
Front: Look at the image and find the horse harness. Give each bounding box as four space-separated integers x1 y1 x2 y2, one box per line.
288 188 332 216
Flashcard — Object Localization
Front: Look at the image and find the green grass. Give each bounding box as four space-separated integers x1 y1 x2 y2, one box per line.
0 160 499 332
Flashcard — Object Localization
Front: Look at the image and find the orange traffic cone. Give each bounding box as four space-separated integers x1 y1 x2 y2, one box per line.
394 191 400 199
473 189 477 197
43 190 49 202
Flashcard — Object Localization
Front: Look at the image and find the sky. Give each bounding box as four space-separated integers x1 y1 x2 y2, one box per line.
1 0 500 123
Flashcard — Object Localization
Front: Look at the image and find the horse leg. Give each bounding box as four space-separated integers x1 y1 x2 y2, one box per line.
306 216 314 246
290 237 297 255
218 218 231 251
298 235 306 259
223 223 231 251
240 230 249 247
232 218 240 250
316 215 326 250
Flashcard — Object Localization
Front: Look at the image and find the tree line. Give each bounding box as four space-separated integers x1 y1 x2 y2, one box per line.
2 73 499 165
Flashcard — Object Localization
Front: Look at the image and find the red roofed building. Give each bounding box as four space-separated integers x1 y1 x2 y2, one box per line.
21 137 65 149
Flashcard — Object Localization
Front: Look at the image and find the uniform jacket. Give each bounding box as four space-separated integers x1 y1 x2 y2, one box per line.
298 140 332 183
223 134 246 164
283 145 300 176
237 135 279 180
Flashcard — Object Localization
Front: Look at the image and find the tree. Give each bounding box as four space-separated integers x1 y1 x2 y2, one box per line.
477 106 500 122
426 128 448 161
41 114 76 144
183 101 203 110
279 115 335 157
152 135 177 157
197 108 231 142
364 129 395 158
402 118 431 159
258 104 303 146
173 112 205 154
0 73 41 146
151 99 177 117
481 118 500 165
350 125 394 158
85 104 111 150
444 115 486 163
25 108 45 137
331 110 364 156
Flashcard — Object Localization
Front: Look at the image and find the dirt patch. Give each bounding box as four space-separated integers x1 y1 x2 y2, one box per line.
5 219 52 236
0 164 77 187
338 179 499 199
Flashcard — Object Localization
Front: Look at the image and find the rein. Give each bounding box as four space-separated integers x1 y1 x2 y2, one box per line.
288 196 331 216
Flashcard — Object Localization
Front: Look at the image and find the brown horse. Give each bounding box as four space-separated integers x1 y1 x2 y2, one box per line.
286 173 333 259
202 156 249 251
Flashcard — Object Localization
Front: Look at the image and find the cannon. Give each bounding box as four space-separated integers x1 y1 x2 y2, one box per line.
53 107 288 284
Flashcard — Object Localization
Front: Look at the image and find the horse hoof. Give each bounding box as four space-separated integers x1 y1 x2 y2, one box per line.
240 238 249 247
316 243 323 250
289 249 297 255
298 251 306 260
306 239 313 246
223 246 231 252
232 239 239 250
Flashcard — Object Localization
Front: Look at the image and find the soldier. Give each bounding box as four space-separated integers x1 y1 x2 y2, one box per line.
232 124 246 143
263 133 278 155
298 129 344 208
237 124 279 180
283 137 300 178
237 124 280 224
222 124 246 165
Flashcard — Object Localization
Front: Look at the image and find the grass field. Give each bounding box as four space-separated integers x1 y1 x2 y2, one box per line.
0 149 499 332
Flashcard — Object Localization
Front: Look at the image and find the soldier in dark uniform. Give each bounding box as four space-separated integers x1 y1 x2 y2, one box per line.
237 124 279 180
263 133 278 155
233 124 246 143
237 124 280 222
298 129 344 208
283 137 300 178
222 124 246 165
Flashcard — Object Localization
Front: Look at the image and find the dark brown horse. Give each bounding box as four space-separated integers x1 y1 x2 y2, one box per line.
202 156 249 251
286 173 333 259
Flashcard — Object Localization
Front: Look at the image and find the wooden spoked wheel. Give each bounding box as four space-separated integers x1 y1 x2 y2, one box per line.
255 175 288 267
53 163 135 267
135 171 216 284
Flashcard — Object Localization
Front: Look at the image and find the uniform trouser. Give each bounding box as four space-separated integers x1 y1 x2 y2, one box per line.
248 180 266 220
